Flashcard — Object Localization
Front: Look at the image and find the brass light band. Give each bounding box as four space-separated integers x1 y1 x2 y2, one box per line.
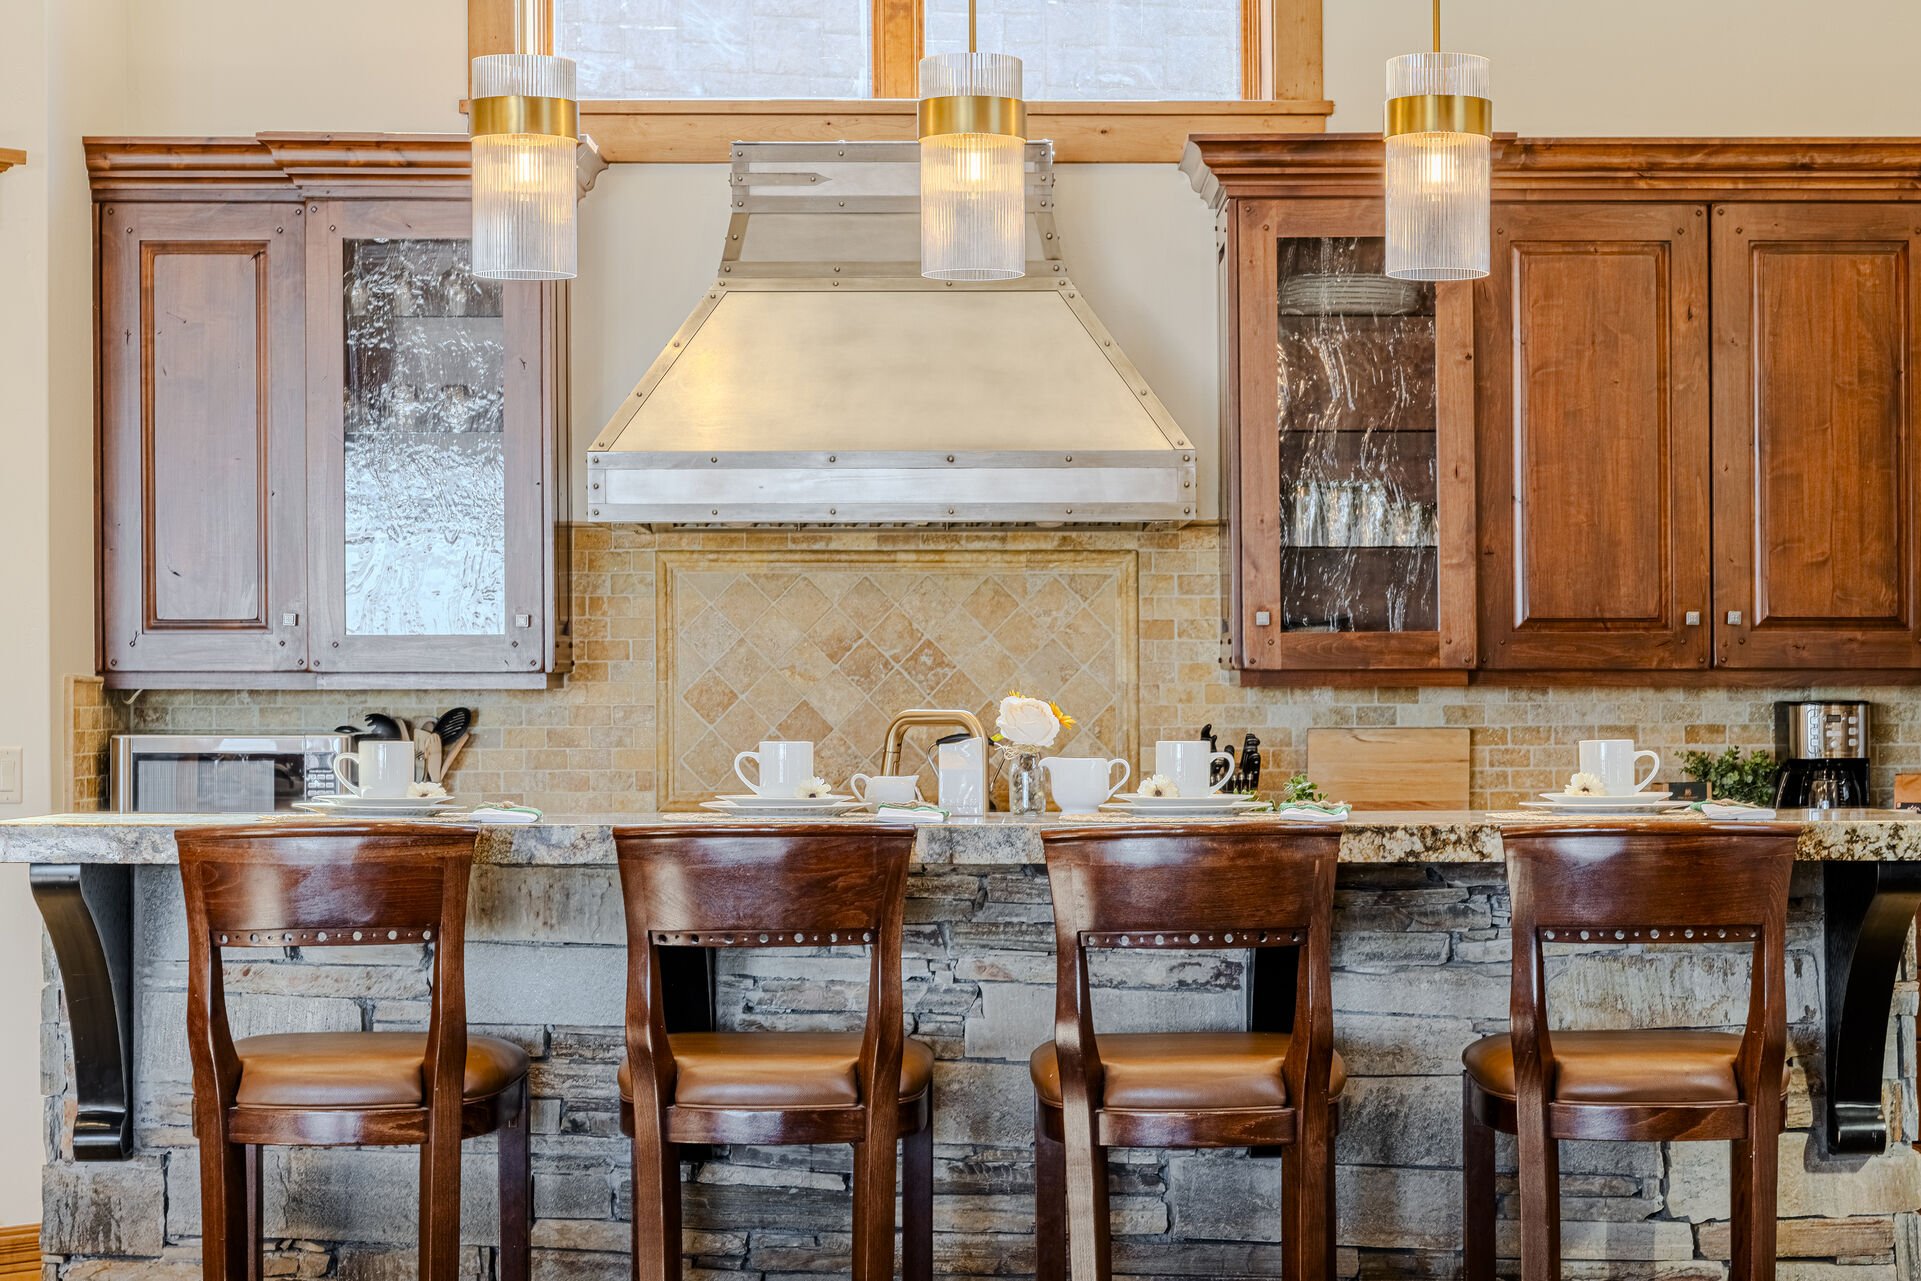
470 95 579 141
917 94 1027 141
1384 93 1493 138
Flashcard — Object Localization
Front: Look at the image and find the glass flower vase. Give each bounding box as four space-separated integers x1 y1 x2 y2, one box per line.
1003 748 1045 817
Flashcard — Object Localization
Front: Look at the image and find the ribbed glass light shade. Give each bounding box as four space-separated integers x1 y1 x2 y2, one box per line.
471 52 578 281
919 51 1026 282
1384 52 1491 282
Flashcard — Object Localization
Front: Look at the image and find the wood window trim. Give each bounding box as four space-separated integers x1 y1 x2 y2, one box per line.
467 0 1328 163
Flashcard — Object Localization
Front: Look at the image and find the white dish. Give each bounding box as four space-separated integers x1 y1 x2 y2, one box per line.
294 800 465 818
1536 791 1673 805
700 800 864 818
306 793 460 808
1100 799 1268 817
715 793 857 807
1113 792 1245 808
1518 798 1691 814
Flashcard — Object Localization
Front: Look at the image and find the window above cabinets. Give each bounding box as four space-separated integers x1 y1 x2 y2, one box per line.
468 0 1332 162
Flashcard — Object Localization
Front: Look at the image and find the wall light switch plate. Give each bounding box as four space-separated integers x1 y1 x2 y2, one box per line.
0 747 21 805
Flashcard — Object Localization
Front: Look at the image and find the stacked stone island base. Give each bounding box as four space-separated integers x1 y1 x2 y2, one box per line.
9 814 1921 1278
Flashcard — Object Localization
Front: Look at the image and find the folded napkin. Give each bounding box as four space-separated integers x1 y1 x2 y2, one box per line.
1693 800 1778 821
469 804 542 825
875 802 949 825
1264 801 1352 822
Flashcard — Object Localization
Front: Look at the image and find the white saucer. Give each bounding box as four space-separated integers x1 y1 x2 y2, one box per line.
306 793 461 808
1113 792 1245 808
294 798 464 818
715 793 858 808
700 800 864 818
1536 791 1674 806
1519 797 1691 814
1100 799 1268 817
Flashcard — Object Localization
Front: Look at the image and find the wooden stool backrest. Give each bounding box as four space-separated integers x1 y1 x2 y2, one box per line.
613 824 917 1113
1040 824 1343 1109
1502 824 1797 1108
176 823 480 1116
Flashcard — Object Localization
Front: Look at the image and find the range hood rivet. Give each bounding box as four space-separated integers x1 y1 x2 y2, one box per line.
711 509 719 516
946 455 955 463
723 265 732 272
591 509 600 517
1183 479 1191 488
833 266 841 272
710 456 719 463
591 482 600 490
830 508 838 516
1065 456 1073 463
828 455 837 463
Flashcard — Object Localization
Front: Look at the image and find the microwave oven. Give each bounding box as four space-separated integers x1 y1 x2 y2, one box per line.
110 733 353 814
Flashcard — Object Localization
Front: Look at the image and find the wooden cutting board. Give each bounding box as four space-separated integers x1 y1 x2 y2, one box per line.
1305 728 1471 811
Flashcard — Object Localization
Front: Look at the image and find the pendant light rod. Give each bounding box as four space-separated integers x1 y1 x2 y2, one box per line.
1432 0 1441 51
968 0 978 54
514 0 552 57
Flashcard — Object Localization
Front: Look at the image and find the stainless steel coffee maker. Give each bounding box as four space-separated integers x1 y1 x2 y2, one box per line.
1774 700 1872 809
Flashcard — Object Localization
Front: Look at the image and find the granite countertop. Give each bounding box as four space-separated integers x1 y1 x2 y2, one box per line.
2 809 1919 866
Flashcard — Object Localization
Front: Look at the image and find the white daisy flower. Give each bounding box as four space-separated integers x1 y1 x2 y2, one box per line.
1565 771 1605 796
1138 774 1179 798
796 777 834 799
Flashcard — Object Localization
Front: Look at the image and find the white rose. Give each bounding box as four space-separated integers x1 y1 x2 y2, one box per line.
996 695 1062 749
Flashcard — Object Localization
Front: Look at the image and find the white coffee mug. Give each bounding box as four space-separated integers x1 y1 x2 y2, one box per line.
1154 740 1237 797
1578 739 1661 796
849 774 920 806
1042 756 1131 816
335 741 415 799
733 740 814 798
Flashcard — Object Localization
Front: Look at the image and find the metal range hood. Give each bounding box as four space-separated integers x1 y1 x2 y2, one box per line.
586 141 1196 525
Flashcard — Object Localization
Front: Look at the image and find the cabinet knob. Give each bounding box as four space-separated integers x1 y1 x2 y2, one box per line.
1253 609 1272 627
1684 610 1701 626
514 612 533 628
280 612 300 627
1726 610 1744 626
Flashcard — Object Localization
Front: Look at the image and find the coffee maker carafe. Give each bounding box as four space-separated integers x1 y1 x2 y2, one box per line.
1774 700 1871 809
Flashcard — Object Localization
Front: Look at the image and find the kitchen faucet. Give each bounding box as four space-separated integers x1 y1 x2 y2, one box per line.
881 708 989 803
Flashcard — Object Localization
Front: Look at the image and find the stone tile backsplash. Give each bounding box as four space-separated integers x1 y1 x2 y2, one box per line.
104 524 1921 812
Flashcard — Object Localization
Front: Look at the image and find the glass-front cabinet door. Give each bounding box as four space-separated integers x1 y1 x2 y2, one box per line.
306 201 550 677
1229 198 1475 674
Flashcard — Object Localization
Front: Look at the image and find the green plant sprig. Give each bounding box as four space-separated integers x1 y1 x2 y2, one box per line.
1679 746 1781 806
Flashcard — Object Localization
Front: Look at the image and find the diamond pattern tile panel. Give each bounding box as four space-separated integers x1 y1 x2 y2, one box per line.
659 550 1137 807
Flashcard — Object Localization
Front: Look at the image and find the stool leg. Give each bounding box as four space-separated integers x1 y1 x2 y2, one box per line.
1514 1117 1560 1281
1034 1101 1066 1281
1730 1108 1780 1281
418 1132 463 1281
198 1135 248 1281
1281 1098 1335 1281
630 1109 683 1281
245 1145 263 1281
902 1097 934 1281
498 1079 532 1281
1061 1109 1111 1281
851 1122 901 1281
1461 1077 1496 1281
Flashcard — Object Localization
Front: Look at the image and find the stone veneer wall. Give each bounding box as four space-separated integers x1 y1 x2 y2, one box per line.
103 524 1921 813
37 860 1921 1279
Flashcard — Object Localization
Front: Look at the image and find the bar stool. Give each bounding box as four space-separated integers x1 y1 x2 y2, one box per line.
1029 824 1346 1281
614 823 933 1281
177 823 531 1281
1462 824 1796 1281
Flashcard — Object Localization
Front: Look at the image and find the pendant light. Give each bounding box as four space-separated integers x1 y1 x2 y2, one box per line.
470 0 579 280
1383 0 1492 281
918 0 1028 281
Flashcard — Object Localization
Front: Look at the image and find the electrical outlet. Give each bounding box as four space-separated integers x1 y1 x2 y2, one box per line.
0 747 20 805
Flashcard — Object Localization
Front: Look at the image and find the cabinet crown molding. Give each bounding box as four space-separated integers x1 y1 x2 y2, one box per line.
1183 133 1921 209
86 134 478 201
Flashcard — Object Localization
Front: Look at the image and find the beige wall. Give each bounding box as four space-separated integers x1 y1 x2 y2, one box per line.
10 0 1921 1228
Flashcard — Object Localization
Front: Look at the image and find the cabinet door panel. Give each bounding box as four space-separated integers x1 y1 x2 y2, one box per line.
1478 204 1711 669
1229 198 1476 673
1713 205 1921 668
306 201 548 677
100 203 306 673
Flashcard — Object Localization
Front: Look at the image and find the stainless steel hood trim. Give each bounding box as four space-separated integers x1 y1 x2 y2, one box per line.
586 141 1195 526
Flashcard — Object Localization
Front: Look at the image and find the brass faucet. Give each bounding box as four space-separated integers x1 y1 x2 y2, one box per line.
880 708 988 776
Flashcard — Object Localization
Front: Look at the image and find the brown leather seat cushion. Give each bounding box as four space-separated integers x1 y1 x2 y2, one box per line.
1029 1033 1347 1111
618 1033 936 1109
1463 1030 1787 1105
233 1032 529 1109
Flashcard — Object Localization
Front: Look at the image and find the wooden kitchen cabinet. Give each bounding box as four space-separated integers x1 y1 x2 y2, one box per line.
99 201 309 676
1210 193 1477 678
1476 203 1713 670
1712 203 1921 670
1187 137 1921 683
91 135 572 688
